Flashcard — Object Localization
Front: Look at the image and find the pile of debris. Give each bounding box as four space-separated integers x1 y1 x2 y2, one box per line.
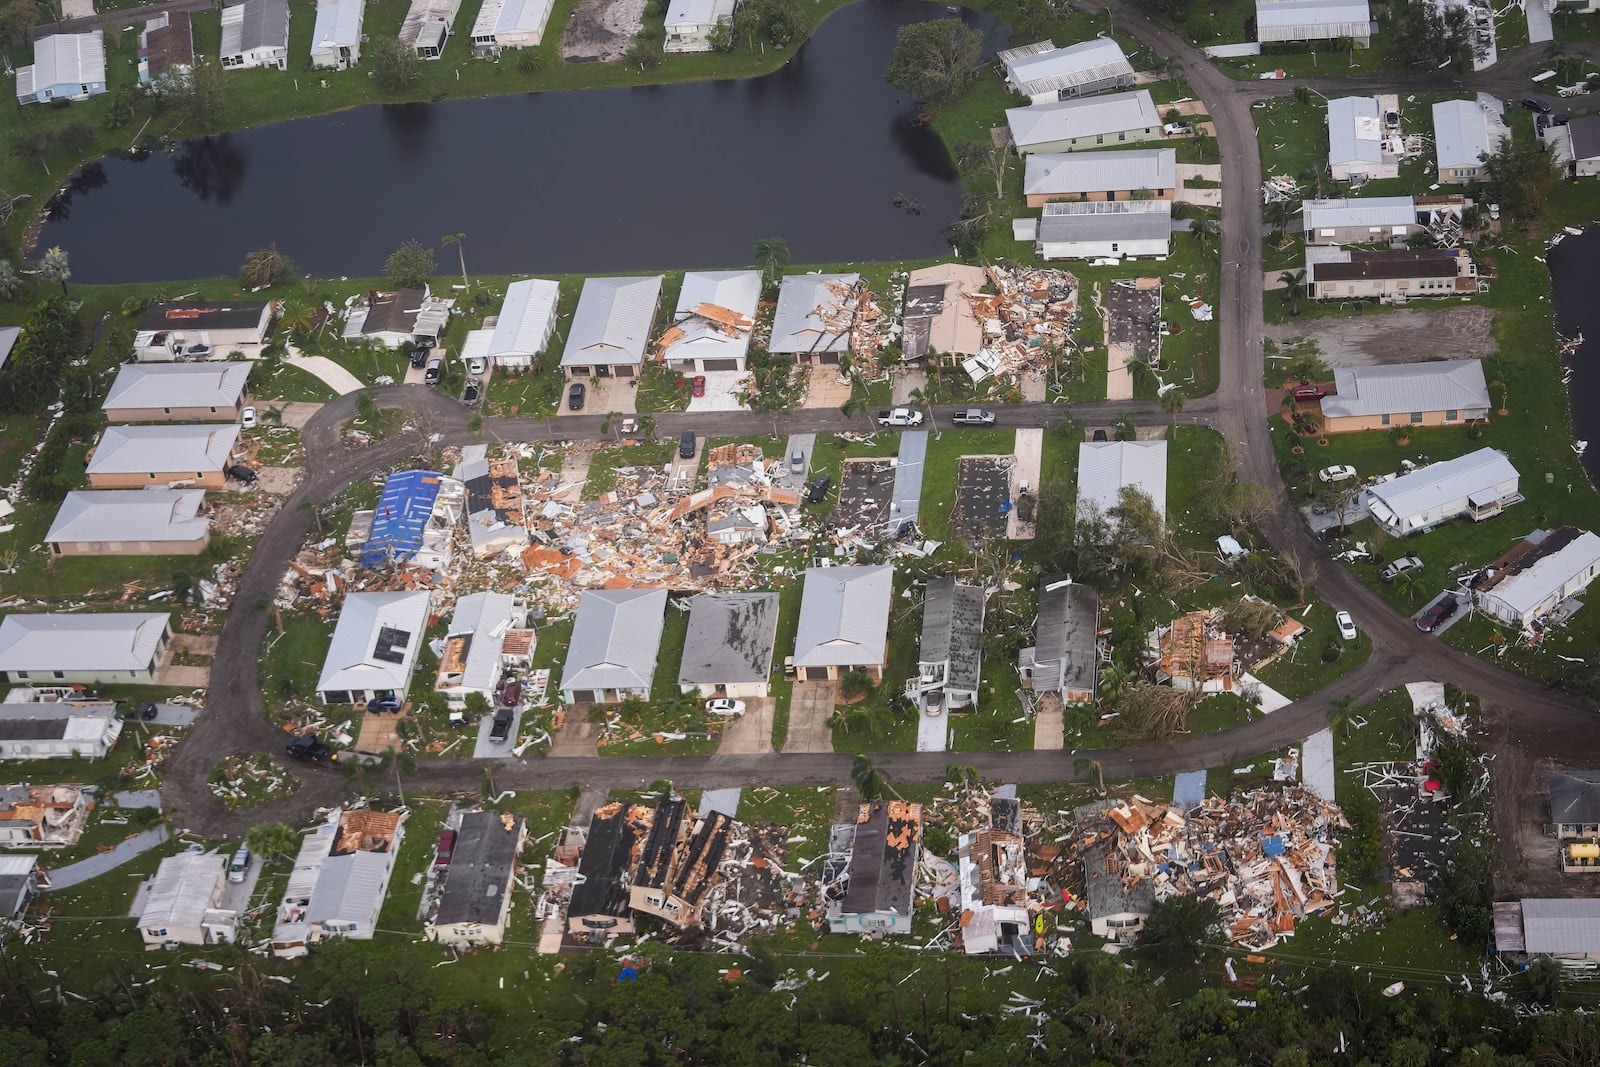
1065 786 1346 951
963 265 1080 384
207 754 299 810
121 734 180 783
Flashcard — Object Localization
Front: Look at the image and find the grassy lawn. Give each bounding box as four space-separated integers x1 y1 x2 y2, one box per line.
739 785 836 867
260 613 334 722
581 440 677 500
917 427 1015 543
596 602 722 757
1251 599 1373 699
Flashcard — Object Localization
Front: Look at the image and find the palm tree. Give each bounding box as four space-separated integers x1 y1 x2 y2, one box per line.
851 753 899 800
752 236 790 291
440 233 468 288
0 259 22 301
636 414 656 440
1160 388 1185 430
276 300 316 339
1394 568 1423 606
1098 661 1135 706
1278 269 1307 316
39 246 70 296
602 410 622 439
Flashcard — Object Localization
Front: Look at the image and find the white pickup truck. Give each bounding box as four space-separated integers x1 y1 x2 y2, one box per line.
876 408 925 428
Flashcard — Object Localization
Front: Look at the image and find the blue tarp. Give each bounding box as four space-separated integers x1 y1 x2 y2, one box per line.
361 470 443 567
1262 834 1285 857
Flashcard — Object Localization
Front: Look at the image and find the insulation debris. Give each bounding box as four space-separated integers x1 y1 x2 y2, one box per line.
963 265 1080 384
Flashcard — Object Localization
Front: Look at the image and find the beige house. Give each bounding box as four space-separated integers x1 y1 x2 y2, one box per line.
901 264 985 363
1305 247 1478 303
1318 359 1491 434
1022 148 1175 208
677 592 778 700
628 796 733 928
103 362 250 422
47 489 210 557
85 424 239 489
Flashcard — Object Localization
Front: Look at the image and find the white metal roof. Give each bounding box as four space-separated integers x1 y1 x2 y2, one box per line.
793 564 894 668
1023 148 1175 196
1521 898 1600 954
1038 199 1172 245
1367 448 1519 523
1433 98 1505 171
560 276 663 367
1321 359 1489 419
1076 441 1168 523
1327 96 1383 167
307 850 393 928
103 362 250 413
665 0 734 25
47 489 209 546
316 590 433 695
1301 196 1416 232
474 0 553 36
768 273 860 354
21 32 106 93
312 0 363 50
461 328 493 368
446 592 521 694
221 0 288 56
1006 90 1159 149
0 703 120 743
664 270 760 363
0 612 170 673
87 424 239 476
560 588 668 692
139 851 225 930
488 278 559 358
1256 0 1371 33
1482 530 1600 620
1004 37 1133 97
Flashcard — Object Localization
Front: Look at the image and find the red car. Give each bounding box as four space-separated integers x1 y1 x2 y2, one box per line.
1291 384 1327 401
690 375 706 398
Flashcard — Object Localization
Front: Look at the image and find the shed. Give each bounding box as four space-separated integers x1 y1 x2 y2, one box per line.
677 592 779 699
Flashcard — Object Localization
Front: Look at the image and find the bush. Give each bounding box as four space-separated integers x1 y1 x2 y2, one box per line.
1321 637 1343 663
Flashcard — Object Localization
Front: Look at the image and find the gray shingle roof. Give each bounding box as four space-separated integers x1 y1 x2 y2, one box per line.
1023 148 1175 196
1031 577 1099 695
1038 199 1173 245
560 276 663 367
793 564 893 668
0 612 170 673
103 362 250 413
1569 115 1600 161
47 489 209 546
1321 359 1490 420
434 811 523 927
918 578 984 693
677 593 779 687
560 588 668 692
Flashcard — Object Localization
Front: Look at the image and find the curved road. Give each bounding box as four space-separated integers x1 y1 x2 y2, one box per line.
160 27 1598 836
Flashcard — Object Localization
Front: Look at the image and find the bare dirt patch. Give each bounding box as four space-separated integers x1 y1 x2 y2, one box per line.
1266 307 1497 368
561 0 646 62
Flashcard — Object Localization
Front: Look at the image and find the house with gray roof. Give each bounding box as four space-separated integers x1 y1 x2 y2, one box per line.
316 590 433 705
86 424 240 490
677 592 779 699
768 273 861 364
428 810 524 945
1499 898 1600 959
661 270 760 372
1256 0 1371 46
907 578 984 713
1081 829 1155 939
1474 528 1600 628
998 38 1134 102
1326 96 1398 181
103 362 251 422
0 699 123 760
827 800 923 936
138 851 238 948
1301 196 1421 245
1076 440 1167 533
560 276 663 380
435 593 527 708
0 612 172 685
1319 358 1491 433
1005 90 1161 155
1023 148 1176 207
310 0 364 69
1366 447 1522 535
560 588 668 703
342 287 449 349
486 278 560 368
793 564 893 682
1433 96 1509 183
47 489 210 558
1567 115 1600 178
219 0 289 71
0 856 42 919
1035 199 1172 261
271 808 406 957
134 300 273 361
1020 577 1099 704
1305 246 1477 302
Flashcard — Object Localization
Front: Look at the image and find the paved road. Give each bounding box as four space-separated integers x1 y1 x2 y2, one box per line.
157 30 1600 838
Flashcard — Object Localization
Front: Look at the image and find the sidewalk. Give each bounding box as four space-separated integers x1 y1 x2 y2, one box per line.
285 353 365 395
1008 429 1042 539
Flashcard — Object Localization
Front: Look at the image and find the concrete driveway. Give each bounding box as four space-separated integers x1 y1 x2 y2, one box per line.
783 682 836 753
716 698 774 754
686 370 747 412
473 708 524 759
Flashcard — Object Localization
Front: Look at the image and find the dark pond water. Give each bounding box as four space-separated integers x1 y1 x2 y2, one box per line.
1546 228 1600 488
41 1 1009 283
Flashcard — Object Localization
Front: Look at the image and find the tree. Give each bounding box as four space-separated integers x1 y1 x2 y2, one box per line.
1278 269 1307 316
1138 894 1222 963
371 36 422 91
840 671 874 701
440 233 468 287
38 247 70 296
752 236 790 290
884 18 982 109
0 259 22 301
851 753 888 800
955 141 1008 200
11 128 55 173
166 58 228 128
246 823 304 865
384 239 436 288
1392 0 1481 73
1474 135 1558 223
239 244 295 289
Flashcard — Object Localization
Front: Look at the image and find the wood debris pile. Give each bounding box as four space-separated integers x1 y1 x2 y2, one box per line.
963 265 1080 382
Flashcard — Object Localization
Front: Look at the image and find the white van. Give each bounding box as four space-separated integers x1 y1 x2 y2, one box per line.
228 846 251 884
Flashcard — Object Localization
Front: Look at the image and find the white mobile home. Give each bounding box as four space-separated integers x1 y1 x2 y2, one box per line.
1255 0 1372 47
1366 447 1522 535
486 278 560 368
1035 199 1172 260
15 32 107 104
663 0 736 52
138 852 238 948
998 38 1135 102
220 0 290 70
470 0 555 53
310 0 364 68
1474 528 1600 627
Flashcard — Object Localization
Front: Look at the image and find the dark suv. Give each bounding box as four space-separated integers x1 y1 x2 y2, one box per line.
1416 598 1460 633
285 735 335 761
806 474 833 504
489 706 515 743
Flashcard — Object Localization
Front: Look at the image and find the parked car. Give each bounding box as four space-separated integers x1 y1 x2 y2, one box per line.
1521 96 1554 114
1379 555 1424 582
806 474 833 504
691 375 706 398
679 430 697 459
498 676 523 708
285 735 335 761
226 464 257 484
705 698 746 717
183 343 212 359
227 847 251 884
489 706 515 743
462 378 483 407
466 355 488 376
1416 598 1460 633
240 406 257 430
567 382 586 410
1335 610 1358 641
876 407 924 428
1091 428 1108 442
410 345 431 368
434 828 456 868
951 408 996 426
366 695 402 714
424 356 444 385
138 701 158 721
789 449 806 475
1163 121 1192 135
1318 465 1358 483
1291 384 1327 402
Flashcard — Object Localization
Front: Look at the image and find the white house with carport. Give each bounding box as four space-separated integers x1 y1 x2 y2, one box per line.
560 276 663 381
310 0 364 68
138 851 238 948
663 0 736 52
103 362 252 423
1474 527 1600 627
1365 447 1522 536
677 592 779 700
220 0 290 71
1255 0 1372 47
660 270 760 373
470 0 555 54
486 278 560 369
998 38 1135 102
46 489 210 558
768 273 860 363
0 700 123 761
1326 96 1398 182
0 612 172 686
559 588 668 704
1005 90 1161 155
1076 440 1167 532
435 592 527 708
1433 97 1509 184
315 590 433 705
1034 199 1172 261
15 32 106 105
793 564 893 682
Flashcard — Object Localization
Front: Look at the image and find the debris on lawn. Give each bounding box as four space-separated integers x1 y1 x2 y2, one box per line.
207 754 299 809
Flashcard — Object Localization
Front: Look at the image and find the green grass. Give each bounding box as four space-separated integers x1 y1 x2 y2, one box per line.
738 785 836 866
582 441 677 500
259 614 334 721
1251 600 1373 700
596 604 721 757
917 427 1015 543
